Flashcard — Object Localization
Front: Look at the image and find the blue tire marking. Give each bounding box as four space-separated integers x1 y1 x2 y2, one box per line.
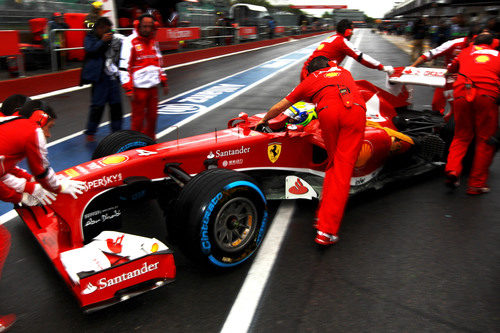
223 180 267 204
204 180 267 267
116 141 148 153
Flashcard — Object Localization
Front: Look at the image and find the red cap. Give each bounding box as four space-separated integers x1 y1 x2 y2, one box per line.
53 12 62 17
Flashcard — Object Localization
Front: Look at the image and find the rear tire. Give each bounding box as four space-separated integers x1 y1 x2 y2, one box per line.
92 130 155 160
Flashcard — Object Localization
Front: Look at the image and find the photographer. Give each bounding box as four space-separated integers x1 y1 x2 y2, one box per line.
80 17 123 142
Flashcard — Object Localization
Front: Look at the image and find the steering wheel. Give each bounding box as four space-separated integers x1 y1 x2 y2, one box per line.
255 123 273 133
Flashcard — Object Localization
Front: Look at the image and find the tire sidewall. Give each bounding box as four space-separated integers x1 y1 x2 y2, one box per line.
194 180 268 268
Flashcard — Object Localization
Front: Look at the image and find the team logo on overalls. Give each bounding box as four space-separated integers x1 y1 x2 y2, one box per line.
474 55 490 64
324 72 340 78
268 142 282 163
135 44 143 52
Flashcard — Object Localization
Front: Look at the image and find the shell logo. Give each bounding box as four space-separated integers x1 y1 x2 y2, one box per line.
101 155 128 165
474 55 490 64
355 142 373 168
324 72 340 78
317 44 325 50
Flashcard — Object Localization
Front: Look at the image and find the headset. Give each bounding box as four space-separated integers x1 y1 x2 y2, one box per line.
29 100 51 128
344 28 353 37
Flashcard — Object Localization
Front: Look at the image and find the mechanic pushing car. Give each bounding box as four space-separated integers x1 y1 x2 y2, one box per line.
409 28 476 119
258 56 366 245
0 99 85 330
445 32 500 195
300 19 394 81
119 13 168 140
0 99 86 204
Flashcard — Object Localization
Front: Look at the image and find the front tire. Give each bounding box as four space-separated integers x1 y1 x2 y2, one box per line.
92 130 156 160
172 169 268 268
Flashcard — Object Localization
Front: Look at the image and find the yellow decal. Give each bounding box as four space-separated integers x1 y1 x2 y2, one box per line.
64 169 80 178
317 44 325 50
324 72 340 78
101 155 128 165
268 142 282 163
474 55 490 64
135 44 143 52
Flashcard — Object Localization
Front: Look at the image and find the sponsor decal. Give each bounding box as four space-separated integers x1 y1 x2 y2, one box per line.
76 166 89 174
134 44 143 52
82 282 97 295
324 72 340 78
221 159 244 167
158 103 206 115
107 234 124 254
87 162 102 170
351 168 381 186
474 55 490 64
288 178 308 195
267 142 282 163
84 173 123 191
285 176 317 199
84 206 121 227
201 192 223 253
404 68 413 75
179 84 243 104
100 155 128 166
64 169 80 178
207 146 250 159
82 262 160 294
317 43 325 50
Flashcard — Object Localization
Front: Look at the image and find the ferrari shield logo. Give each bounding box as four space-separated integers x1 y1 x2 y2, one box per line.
268 142 282 163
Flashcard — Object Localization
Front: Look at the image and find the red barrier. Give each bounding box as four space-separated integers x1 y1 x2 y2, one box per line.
0 31 20 56
275 26 285 34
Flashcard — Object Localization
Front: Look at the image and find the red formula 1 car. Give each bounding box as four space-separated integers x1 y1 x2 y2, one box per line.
15 77 451 312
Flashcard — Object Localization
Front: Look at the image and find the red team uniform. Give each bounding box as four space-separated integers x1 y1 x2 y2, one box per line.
287 64 366 237
446 41 500 192
0 116 61 203
120 23 167 139
300 33 385 81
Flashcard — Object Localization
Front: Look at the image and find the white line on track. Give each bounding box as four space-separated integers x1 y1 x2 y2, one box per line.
220 201 296 333
219 30 364 333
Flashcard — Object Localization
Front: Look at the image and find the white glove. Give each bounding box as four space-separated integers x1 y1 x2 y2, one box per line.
20 193 41 206
383 66 395 75
32 184 57 205
60 178 86 199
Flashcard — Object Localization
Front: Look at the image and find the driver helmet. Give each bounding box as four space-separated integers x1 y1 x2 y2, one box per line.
284 102 317 126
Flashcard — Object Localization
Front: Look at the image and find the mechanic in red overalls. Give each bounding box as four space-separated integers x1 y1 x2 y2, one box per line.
445 32 500 194
300 19 394 81
119 14 168 139
410 32 473 119
0 100 85 204
0 100 85 331
258 56 366 245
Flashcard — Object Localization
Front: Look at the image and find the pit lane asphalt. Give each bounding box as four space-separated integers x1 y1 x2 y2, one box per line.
1 30 498 332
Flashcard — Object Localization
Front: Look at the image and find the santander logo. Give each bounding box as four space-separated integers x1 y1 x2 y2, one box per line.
288 178 309 195
81 262 160 295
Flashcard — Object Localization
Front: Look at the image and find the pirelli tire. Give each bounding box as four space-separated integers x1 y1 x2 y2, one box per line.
173 168 268 268
92 130 156 160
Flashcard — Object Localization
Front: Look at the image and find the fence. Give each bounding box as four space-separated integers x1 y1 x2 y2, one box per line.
40 24 328 73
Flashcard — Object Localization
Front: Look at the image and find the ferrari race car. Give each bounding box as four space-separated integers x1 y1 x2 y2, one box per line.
15 69 451 312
